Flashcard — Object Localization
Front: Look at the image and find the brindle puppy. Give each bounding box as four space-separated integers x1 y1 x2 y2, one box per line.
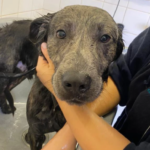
26 5 124 150
0 20 38 114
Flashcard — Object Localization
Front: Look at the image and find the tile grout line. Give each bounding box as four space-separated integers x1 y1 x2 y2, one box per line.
38 2 150 19
1 9 42 18
1 1 150 17
31 0 34 19
17 0 20 18
43 9 55 13
121 0 130 24
1 13 18 18
123 30 137 36
0 0 3 17
101 1 104 8
126 7 150 14
146 15 150 27
34 9 44 18
17 0 21 18
102 1 150 14
42 0 44 11
59 0 61 10
41 8 56 13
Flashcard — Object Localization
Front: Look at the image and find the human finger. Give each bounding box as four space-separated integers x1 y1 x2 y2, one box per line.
41 43 55 70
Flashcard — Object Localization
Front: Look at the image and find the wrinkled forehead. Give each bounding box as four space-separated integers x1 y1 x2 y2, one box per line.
50 5 118 36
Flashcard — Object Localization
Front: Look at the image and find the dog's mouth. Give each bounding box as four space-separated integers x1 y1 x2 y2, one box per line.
65 98 86 105
58 91 97 105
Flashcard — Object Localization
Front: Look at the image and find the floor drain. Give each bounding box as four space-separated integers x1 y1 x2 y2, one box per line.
22 129 50 147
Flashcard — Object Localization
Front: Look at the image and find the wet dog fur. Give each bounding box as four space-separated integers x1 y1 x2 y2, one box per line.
25 5 124 150
0 20 38 114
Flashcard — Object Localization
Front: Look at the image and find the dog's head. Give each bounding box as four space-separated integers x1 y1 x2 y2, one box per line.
29 5 124 105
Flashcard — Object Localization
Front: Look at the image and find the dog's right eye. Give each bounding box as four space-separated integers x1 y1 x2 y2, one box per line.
56 30 66 39
100 34 111 43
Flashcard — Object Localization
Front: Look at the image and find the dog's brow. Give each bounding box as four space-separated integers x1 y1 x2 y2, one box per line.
52 20 73 30
96 24 115 35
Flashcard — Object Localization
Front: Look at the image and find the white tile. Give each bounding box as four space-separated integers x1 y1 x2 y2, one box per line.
2 0 19 15
82 0 103 8
43 0 60 12
104 0 129 7
119 0 129 7
0 16 19 27
32 0 44 10
147 17 150 27
60 0 82 9
18 12 32 19
1 14 18 18
32 10 43 19
128 0 150 13
104 0 118 4
123 9 149 35
123 32 137 48
42 9 54 15
0 0 2 16
19 0 33 12
102 2 116 17
97 0 104 1
114 6 126 23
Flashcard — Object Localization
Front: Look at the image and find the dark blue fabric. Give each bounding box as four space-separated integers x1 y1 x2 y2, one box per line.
109 27 150 106
109 27 150 148
124 135 150 150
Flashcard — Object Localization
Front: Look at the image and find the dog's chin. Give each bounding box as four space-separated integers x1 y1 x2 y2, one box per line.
63 99 86 105
55 89 102 106
59 94 98 105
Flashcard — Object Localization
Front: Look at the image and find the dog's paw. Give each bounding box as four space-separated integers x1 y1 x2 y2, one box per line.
38 135 46 144
1 103 16 114
25 133 30 144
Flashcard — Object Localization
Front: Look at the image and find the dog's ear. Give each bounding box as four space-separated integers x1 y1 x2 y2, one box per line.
29 13 55 44
114 24 125 60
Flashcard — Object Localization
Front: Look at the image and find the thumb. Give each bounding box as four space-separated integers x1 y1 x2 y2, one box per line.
41 43 51 63
41 42 55 70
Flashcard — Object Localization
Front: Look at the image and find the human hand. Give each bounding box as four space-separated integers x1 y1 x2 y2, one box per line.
36 43 55 94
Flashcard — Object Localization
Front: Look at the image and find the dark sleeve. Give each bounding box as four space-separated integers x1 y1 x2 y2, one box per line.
124 135 150 150
109 27 150 106
124 142 150 150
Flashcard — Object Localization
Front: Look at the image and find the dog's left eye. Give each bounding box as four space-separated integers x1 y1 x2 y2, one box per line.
100 34 111 43
56 30 66 39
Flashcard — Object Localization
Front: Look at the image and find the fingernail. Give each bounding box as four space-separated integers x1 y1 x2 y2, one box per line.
42 43 47 49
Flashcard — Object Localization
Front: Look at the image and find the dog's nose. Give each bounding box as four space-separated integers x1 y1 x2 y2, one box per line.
62 71 91 93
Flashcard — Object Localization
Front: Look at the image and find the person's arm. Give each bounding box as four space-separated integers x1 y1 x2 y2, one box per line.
55 96 130 150
86 76 120 116
37 43 130 150
42 123 76 150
